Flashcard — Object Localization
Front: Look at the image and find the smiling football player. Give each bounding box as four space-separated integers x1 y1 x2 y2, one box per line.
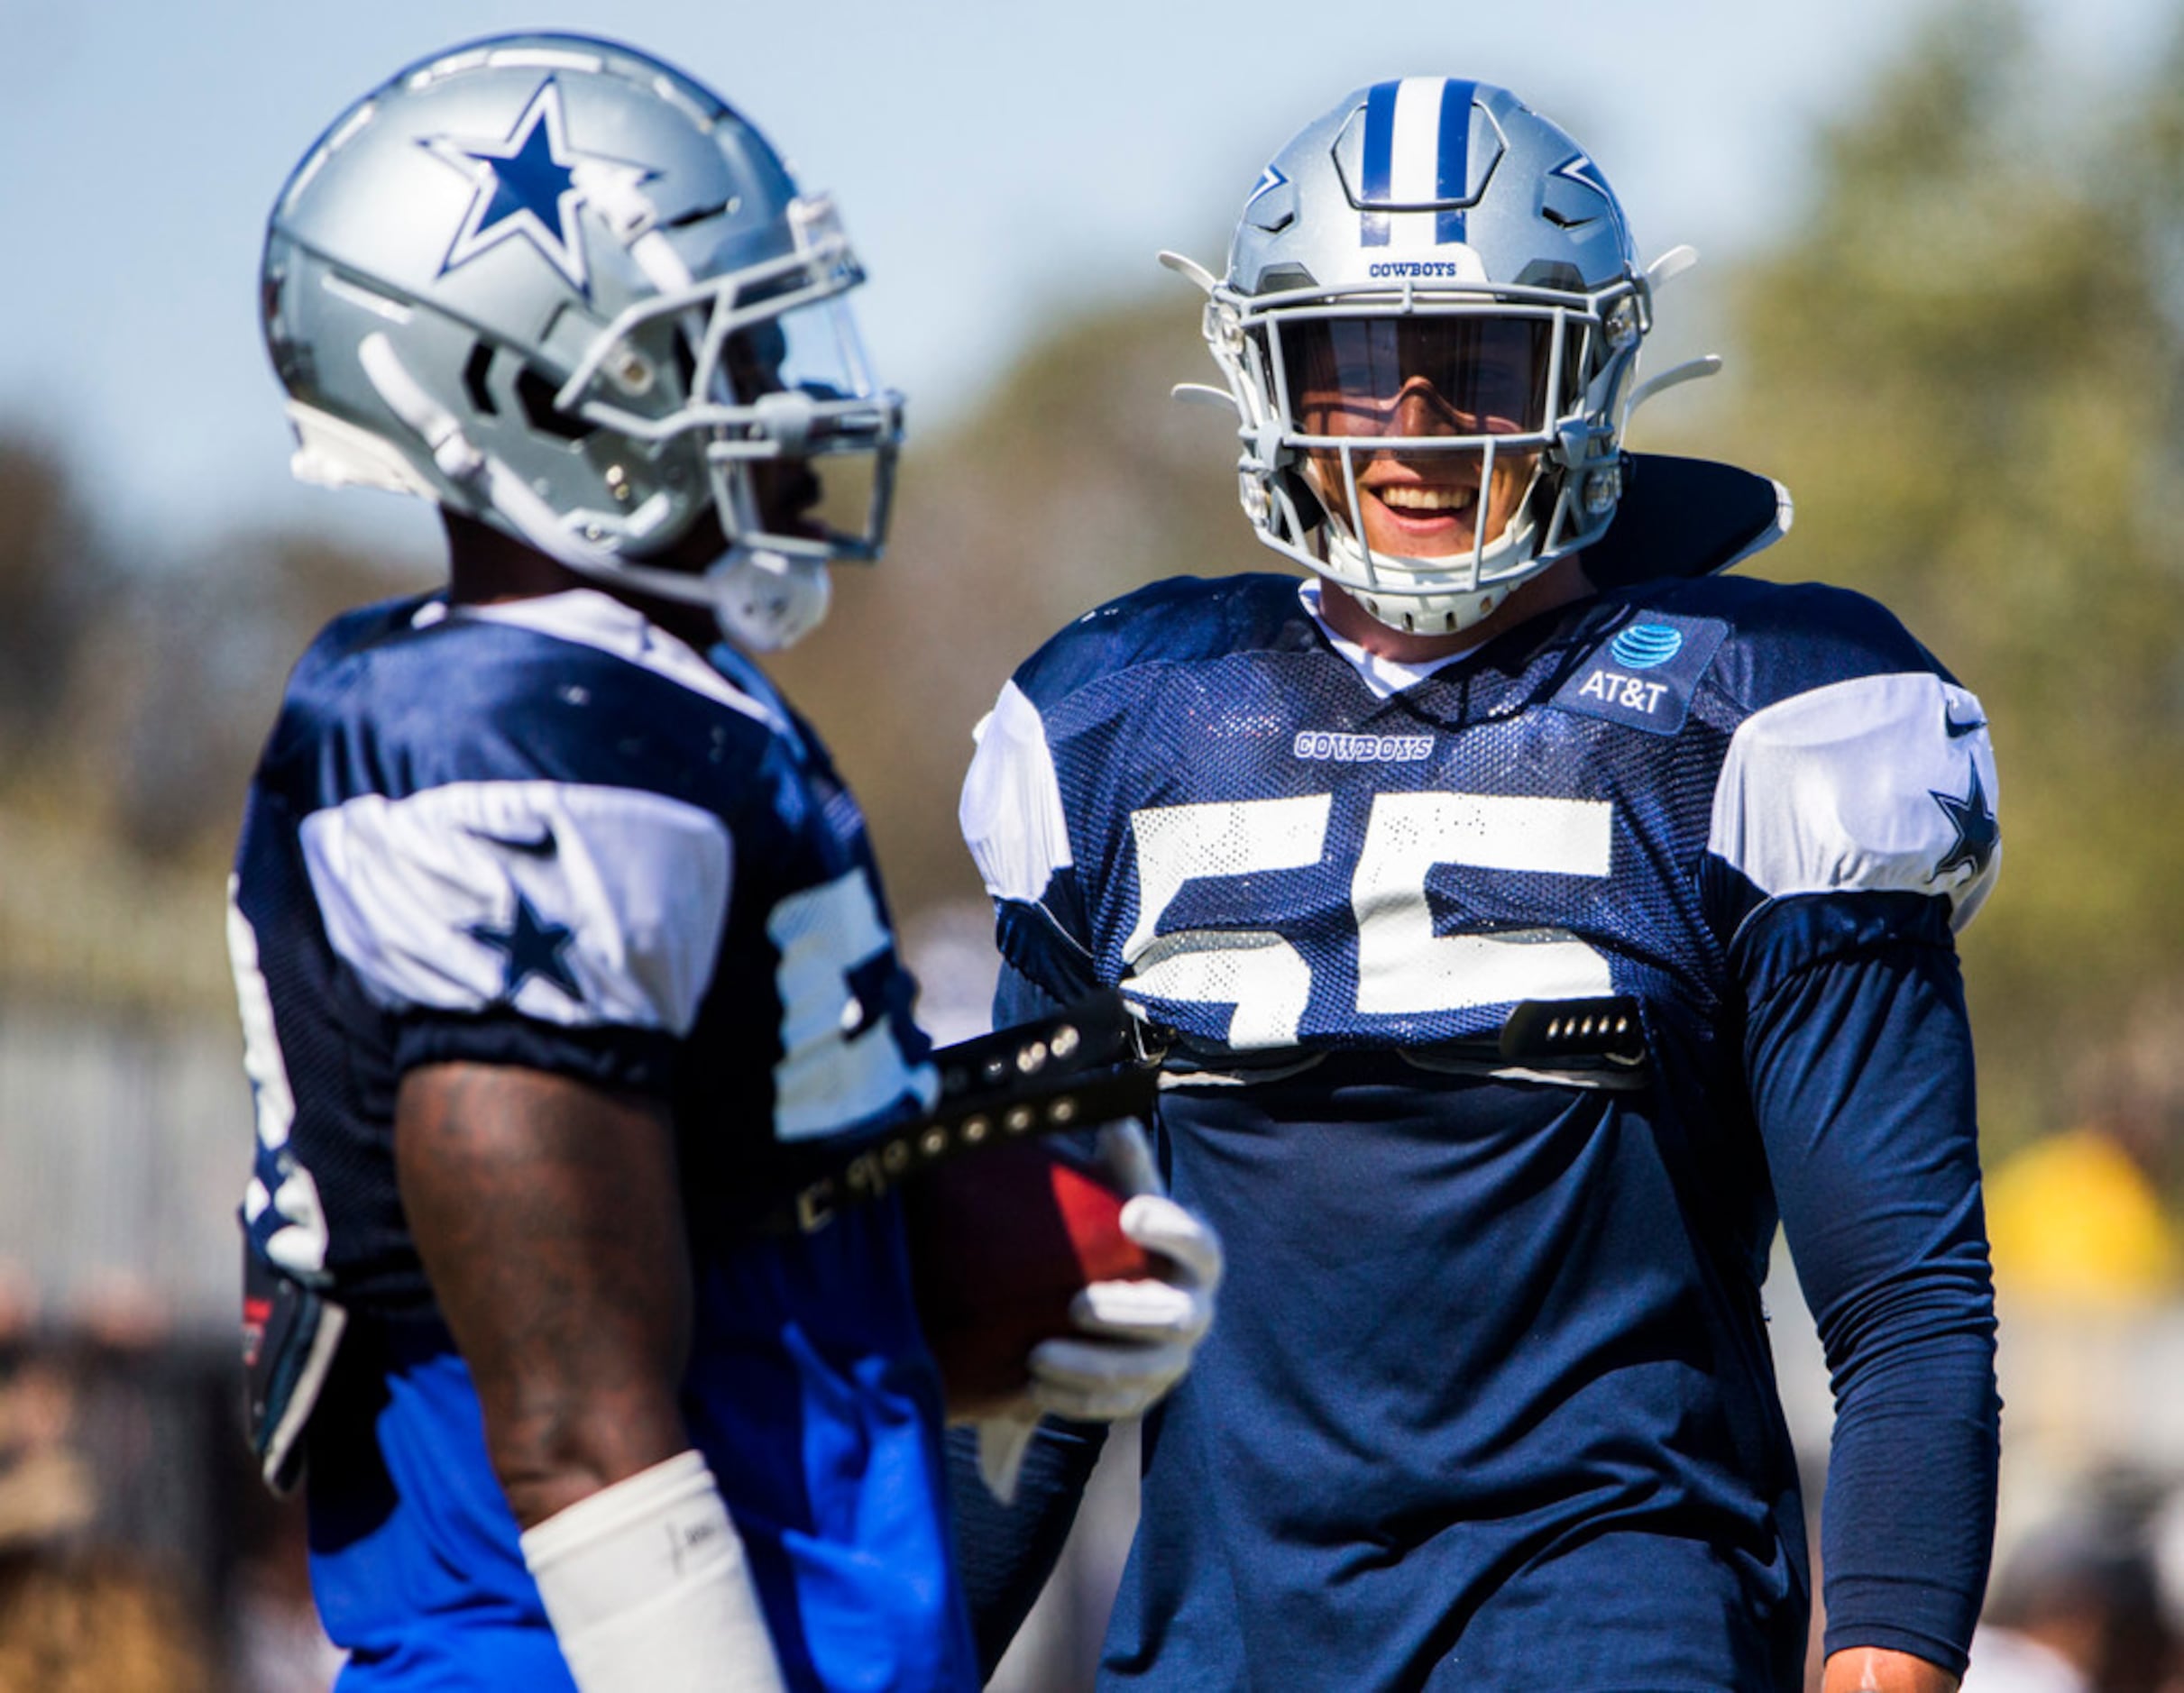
951 78 2001 1693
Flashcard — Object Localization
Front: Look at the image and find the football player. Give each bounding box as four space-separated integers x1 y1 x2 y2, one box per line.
952 79 2000 1692
232 33 1216 1692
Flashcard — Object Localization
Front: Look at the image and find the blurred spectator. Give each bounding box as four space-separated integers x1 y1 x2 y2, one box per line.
1963 1625 2093 1693
70 1271 172 1354
1963 1486 2179 1693
1986 994 2184 1307
0 1266 33 1350
0 1313 345 1687
1986 1130 2180 1305
0 1341 217 1692
0 1352 93 1557
0 1546 218 1693
0 1549 217 1693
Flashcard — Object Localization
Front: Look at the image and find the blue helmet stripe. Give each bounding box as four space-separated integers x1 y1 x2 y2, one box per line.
1435 78 1476 245
1360 79 1399 249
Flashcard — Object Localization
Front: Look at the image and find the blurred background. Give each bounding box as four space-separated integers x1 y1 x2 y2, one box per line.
4 0 2183 1686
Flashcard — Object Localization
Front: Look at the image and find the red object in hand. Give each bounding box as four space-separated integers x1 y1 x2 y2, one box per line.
906 1138 1153 1419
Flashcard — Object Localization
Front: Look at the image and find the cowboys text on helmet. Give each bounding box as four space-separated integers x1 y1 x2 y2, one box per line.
1169 78 1717 636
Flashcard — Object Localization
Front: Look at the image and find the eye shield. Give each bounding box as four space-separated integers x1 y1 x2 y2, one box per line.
1275 315 1566 436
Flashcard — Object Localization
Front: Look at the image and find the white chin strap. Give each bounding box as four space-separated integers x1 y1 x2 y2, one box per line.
1317 531 1528 636
1314 497 1545 637
354 333 829 652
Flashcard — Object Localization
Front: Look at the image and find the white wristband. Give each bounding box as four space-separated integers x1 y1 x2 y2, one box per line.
518 1450 787 1693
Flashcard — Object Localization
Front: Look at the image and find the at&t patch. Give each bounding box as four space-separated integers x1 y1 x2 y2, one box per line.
1550 614 1727 736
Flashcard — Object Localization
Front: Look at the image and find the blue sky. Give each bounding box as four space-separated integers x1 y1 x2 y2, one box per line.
0 0 2169 559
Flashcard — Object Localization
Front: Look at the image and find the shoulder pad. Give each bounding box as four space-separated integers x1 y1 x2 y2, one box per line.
1711 669 2000 931
1686 580 1945 717
301 779 734 1031
1013 574 1312 709
1583 456 1791 590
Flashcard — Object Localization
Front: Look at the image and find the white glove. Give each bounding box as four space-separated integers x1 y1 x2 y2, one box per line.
1024 1121 1224 1424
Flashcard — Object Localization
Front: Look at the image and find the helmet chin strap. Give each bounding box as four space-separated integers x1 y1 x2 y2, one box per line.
702 549 830 652
1308 448 1543 636
355 333 829 651
1317 522 1515 635
1318 544 1475 634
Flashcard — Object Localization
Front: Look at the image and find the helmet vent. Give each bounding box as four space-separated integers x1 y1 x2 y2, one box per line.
462 343 500 417
1541 205 1598 231
515 367 592 443
663 199 731 231
1252 262 1318 298
1513 260 1586 293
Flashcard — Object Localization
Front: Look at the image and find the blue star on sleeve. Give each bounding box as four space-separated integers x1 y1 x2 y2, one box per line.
1930 765 1999 883
466 892 583 1002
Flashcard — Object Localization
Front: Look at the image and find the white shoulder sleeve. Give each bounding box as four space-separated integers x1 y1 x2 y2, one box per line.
300 780 732 1033
959 681 1074 904
1709 672 2000 931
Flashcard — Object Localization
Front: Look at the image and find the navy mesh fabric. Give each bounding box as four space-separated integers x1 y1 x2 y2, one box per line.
1025 578 1738 1058
235 782 415 1309
974 569 1997 1690
234 594 975 1688
233 595 932 1308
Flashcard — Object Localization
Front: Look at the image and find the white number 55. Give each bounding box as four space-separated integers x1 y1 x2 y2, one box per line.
1124 792 1614 1048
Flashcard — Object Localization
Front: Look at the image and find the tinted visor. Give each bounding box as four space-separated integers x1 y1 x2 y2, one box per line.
720 297 879 417
1280 316 1561 435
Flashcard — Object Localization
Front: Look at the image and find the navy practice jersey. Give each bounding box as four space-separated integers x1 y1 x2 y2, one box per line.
959 568 2001 1690
230 588 977 1692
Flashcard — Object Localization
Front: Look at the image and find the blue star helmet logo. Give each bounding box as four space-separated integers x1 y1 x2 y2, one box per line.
422 78 653 297
467 892 583 1003
1930 764 1999 883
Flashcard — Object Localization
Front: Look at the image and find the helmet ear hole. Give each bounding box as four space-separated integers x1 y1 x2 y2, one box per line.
514 367 593 444
1276 467 1326 533
668 334 701 403
462 343 500 417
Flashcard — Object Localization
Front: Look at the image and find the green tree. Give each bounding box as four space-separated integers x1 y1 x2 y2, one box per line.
1698 0 2184 1148
0 453 427 1011
0 436 113 783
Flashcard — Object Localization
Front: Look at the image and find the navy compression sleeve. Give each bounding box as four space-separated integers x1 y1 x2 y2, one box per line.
945 1417 1111 1676
1739 891 1999 1676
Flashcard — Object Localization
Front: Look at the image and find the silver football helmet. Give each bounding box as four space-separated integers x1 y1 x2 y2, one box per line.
1168 78 1717 636
262 32 903 649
